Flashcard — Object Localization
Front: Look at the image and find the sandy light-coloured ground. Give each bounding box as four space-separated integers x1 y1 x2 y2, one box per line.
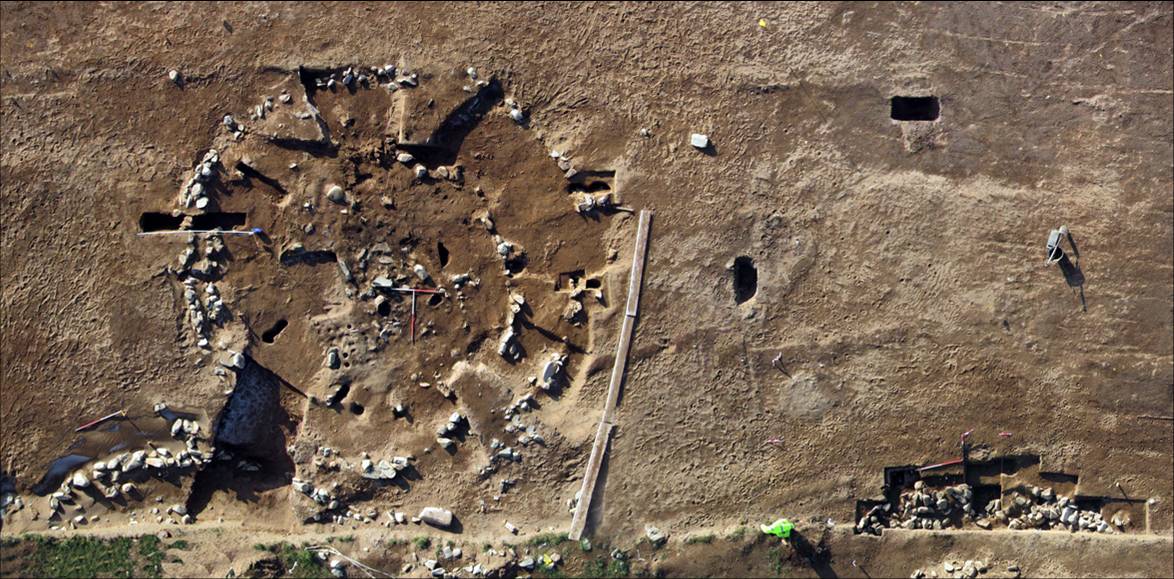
1 2 1172 577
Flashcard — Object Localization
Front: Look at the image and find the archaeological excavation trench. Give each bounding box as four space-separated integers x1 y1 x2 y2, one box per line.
854 451 1150 537
23 61 644 535
1 6 1171 579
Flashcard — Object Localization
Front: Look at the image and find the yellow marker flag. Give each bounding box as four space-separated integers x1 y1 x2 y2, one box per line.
758 18 768 29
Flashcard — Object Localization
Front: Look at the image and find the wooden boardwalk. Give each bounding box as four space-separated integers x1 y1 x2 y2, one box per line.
569 210 652 540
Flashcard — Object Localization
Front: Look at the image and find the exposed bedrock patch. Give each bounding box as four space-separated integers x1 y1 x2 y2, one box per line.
215 357 297 453
188 357 301 515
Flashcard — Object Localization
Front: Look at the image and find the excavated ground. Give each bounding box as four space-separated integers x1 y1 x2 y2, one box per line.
1 2 1172 577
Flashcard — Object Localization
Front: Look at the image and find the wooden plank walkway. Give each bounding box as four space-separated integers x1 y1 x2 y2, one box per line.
569 210 652 540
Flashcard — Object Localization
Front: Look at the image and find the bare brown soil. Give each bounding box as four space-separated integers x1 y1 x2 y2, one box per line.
1 2 1172 577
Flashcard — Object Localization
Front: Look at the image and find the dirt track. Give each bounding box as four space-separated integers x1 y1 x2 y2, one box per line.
2 2 1172 576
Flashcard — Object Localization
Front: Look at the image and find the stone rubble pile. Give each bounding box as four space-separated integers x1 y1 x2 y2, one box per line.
359 452 410 480
178 242 230 348
477 403 544 483
294 476 340 511
859 480 1124 536
497 292 526 362
984 485 1117 534
47 441 210 518
179 149 221 209
303 65 423 102
505 415 544 447
478 435 523 480
895 481 975 532
911 558 999 579
856 482 972 535
169 416 200 440
435 412 466 450
406 541 564 578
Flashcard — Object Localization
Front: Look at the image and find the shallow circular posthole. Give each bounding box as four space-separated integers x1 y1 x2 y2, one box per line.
732 256 757 304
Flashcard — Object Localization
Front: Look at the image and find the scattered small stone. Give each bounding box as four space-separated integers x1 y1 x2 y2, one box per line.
645 524 667 546
960 560 977 579
71 472 90 489
1111 510 1132 528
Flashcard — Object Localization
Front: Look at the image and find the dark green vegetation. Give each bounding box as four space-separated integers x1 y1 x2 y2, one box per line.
250 543 327 579
0 534 185 578
527 532 570 547
582 556 632 578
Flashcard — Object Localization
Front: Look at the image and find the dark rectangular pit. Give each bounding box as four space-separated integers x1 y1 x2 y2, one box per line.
890 96 940 121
